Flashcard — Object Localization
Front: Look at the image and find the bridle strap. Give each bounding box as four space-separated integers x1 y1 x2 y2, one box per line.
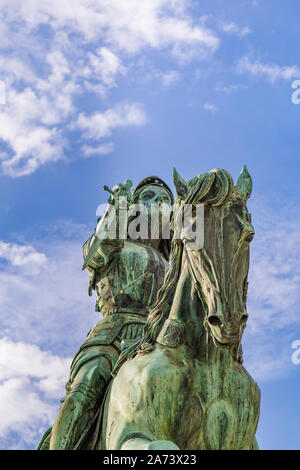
184 243 209 330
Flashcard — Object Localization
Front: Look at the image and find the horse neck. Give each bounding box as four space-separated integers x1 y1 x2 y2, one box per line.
167 249 206 355
165 248 238 365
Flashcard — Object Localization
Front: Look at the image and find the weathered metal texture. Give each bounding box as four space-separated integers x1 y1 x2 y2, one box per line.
37 177 173 450
37 167 261 451
97 167 260 451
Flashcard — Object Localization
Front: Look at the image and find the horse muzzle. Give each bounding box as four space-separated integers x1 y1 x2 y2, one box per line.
206 312 248 349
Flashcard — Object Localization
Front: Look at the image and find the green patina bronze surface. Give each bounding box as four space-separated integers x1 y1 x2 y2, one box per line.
37 166 260 451
37 176 174 450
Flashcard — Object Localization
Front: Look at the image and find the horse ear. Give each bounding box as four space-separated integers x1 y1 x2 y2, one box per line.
234 165 252 201
173 168 188 199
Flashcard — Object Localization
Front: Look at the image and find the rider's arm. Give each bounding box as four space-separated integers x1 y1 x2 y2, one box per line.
83 180 132 295
83 232 123 296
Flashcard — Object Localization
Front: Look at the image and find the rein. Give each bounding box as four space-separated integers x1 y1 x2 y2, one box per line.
184 243 209 328
184 243 212 359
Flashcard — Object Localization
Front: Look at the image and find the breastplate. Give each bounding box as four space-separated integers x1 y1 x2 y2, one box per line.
95 240 169 316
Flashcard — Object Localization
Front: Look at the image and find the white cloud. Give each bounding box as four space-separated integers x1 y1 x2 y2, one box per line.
214 84 249 95
0 338 71 398
0 1 219 56
0 227 96 354
203 103 218 113
0 241 47 269
0 338 71 449
0 56 37 84
161 70 181 87
243 341 290 382
74 103 147 140
247 202 300 331
0 377 52 449
220 21 252 37
88 47 125 90
0 74 73 177
81 142 115 158
0 223 99 448
237 56 300 83
0 1 220 177
45 50 71 86
242 197 300 382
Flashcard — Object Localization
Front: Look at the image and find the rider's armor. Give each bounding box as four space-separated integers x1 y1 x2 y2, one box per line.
37 176 173 450
68 237 169 383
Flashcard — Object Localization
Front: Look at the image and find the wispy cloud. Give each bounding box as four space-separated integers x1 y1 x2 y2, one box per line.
0 222 97 448
203 103 218 113
220 21 252 37
214 84 249 95
87 47 126 91
74 103 147 141
0 242 47 270
0 1 220 177
243 197 300 381
247 200 300 331
81 142 115 158
0 223 96 353
161 70 181 87
0 338 71 449
237 56 300 83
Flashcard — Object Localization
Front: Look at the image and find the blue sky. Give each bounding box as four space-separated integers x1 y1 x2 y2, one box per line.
0 0 300 450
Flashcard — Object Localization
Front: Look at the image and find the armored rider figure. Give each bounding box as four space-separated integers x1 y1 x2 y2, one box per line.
37 176 174 450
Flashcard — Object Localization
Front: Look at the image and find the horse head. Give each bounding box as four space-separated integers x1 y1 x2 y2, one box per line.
173 166 254 351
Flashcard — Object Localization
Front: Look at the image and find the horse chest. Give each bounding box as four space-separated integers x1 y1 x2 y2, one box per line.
140 348 259 450
187 361 260 450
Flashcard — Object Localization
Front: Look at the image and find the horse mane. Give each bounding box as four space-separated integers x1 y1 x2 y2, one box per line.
111 169 233 376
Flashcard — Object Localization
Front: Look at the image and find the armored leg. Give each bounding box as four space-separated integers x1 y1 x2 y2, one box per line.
49 356 111 450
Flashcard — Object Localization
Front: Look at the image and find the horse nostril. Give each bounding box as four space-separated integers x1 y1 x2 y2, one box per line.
241 314 248 323
245 233 254 243
208 315 222 327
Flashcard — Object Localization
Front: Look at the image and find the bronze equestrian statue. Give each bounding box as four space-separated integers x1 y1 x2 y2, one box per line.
37 167 260 450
